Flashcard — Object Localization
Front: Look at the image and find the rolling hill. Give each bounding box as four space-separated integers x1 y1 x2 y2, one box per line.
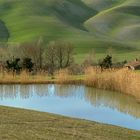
0 0 140 62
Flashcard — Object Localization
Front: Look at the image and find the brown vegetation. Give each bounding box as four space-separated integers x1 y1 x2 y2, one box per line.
0 69 83 85
85 67 140 100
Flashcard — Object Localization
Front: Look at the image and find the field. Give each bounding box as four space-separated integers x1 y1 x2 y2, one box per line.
0 106 140 140
0 0 140 62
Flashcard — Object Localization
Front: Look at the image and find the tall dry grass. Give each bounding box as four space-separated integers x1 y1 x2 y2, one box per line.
0 69 82 84
55 69 70 83
0 70 51 84
85 67 140 100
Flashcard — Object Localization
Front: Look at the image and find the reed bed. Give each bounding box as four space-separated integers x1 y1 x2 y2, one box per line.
55 69 83 84
85 67 140 100
0 70 53 84
0 70 83 84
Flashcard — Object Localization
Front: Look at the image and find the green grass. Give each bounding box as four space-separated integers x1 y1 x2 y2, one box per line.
0 106 140 140
82 0 126 11
85 0 140 45
0 0 139 62
0 20 9 42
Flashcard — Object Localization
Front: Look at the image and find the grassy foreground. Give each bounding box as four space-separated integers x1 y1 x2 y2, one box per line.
0 106 140 140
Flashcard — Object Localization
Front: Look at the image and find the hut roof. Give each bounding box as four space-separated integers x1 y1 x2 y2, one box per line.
125 60 140 68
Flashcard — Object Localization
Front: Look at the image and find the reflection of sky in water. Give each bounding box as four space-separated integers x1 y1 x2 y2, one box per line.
0 84 140 130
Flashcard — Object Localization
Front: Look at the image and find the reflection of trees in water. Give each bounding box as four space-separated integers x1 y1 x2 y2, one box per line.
0 85 140 118
85 87 140 118
0 85 50 99
33 85 49 97
54 85 84 99
0 85 85 99
19 85 32 99
0 85 18 99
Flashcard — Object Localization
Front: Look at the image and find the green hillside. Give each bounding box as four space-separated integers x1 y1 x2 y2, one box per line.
82 0 126 11
0 0 140 62
0 20 9 42
86 1 140 41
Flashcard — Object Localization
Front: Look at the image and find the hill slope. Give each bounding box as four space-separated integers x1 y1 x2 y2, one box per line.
0 0 140 61
85 0 140 46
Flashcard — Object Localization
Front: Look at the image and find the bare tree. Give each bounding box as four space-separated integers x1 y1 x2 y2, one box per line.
37 37 44 69
19 39 44 69
20 42 38 66
45 41 56 75
64 42 74 67
55 42 65 69
55 41 74 68
45 41 74 74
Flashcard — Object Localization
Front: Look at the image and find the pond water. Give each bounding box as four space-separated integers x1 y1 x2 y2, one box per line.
0 84 140 130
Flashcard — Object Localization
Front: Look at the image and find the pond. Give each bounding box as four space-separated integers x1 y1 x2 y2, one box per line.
0 84 140 130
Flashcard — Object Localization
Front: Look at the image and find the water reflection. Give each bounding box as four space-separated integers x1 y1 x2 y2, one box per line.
0 84 140 118
0 84 140 130
85 87 140 119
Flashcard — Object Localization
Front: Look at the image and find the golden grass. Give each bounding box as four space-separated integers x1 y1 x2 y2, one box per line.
0 70 53 84
54 69 82 84
85 67 140 100
0 70 83 84
55 69 71 83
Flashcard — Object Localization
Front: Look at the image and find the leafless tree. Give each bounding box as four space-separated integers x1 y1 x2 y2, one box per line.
64 42 74 67
45 41 56 75
19 38 44 69
45 41 74 74
55 41 74 68
37 37 44 69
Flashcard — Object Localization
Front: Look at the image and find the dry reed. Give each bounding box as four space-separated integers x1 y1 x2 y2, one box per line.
85 67 140 100
0 70 52 84
55 69 83 84
0 69 82 84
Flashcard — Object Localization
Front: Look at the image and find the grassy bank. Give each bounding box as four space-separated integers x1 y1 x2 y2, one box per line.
0 106 140 140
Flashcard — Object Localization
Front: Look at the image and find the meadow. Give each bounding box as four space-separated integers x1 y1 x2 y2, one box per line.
0 106 140 140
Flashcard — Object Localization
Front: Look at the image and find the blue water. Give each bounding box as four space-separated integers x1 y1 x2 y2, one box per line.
0 84 140 130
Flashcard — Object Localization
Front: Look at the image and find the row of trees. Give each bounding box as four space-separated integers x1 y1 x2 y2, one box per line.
6 58 34 73
0 40 74 75
0 39 127 75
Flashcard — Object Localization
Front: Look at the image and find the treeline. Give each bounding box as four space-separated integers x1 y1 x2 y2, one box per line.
0 40 127 76
0 40 74 75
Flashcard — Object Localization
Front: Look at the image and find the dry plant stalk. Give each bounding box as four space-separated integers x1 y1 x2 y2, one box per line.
55 69 72 84
85 67 140 100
